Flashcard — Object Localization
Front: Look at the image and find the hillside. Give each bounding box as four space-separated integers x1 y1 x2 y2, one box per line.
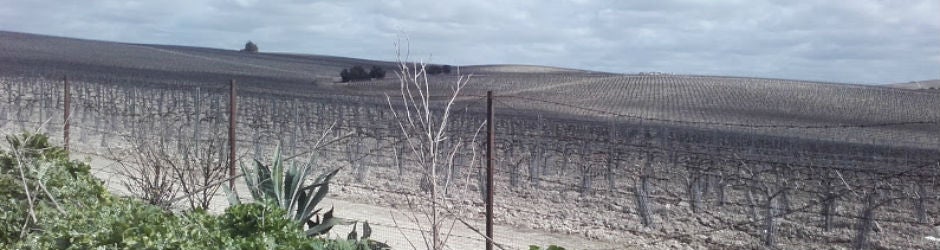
1 30 939 150
2 30 939 249
885 79 940 90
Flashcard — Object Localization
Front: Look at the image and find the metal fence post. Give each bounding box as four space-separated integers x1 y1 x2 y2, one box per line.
486 90 495 250
229 79 237 189
63 76 70 151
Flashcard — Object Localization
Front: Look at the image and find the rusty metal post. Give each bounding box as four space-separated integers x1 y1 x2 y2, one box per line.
229 79 237 189
63 76 70 152
486 90 495 250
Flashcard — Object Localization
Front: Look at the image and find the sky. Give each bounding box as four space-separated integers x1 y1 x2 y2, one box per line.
1 0 938 84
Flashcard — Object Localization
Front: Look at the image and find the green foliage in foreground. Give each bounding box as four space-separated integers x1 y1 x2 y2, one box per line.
0 133 110 246
233 146 348 237
16 201 369 249
529 245 566 250
0 133 375 250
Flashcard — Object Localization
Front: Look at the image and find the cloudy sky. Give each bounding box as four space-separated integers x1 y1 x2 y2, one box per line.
2 0 938 84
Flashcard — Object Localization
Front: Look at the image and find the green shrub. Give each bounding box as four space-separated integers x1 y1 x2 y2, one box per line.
215 203 370 249
18 197 369 249
222 203 296 239
1 133 372 250
0 133 109 246
22 198 177 249
529 245 566 250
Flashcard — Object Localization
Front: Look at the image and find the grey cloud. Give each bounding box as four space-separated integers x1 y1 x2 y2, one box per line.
0 0 936 84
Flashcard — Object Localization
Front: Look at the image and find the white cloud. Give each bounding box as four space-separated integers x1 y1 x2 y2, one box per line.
0 0 937 83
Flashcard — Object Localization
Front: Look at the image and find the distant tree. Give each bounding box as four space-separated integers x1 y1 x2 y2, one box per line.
340 65 388 82
426 65 443 75
340 69 350 82
369 66 386 79
424 64 452 75
349 65 368 80
339 65 370 82
241 41 258 53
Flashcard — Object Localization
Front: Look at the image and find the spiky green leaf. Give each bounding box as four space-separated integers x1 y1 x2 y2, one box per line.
347 223 358 240
362 221 371 239
223 184 241 206
306 207 355 236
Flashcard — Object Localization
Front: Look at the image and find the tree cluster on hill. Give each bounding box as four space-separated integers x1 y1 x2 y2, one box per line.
426 64 452 75
340 65 386 82
241 41 258 53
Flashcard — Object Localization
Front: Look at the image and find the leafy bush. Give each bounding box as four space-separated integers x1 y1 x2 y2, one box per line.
18 200 370 249
222 203 296 239
0 134 374 249
0 133 109 246
215 204 373 249
22 198 178 249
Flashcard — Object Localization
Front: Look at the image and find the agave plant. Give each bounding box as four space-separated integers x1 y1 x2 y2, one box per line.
228 146 352 236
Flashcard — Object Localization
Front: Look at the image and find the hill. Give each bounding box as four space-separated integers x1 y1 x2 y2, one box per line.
2 30 939 249
884 79 940 90
1 30 938 150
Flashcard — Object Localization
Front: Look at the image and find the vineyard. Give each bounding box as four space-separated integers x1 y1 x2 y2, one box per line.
1 31 939 249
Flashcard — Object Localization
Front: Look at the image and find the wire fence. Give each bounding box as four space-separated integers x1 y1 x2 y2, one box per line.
1 76 939 249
